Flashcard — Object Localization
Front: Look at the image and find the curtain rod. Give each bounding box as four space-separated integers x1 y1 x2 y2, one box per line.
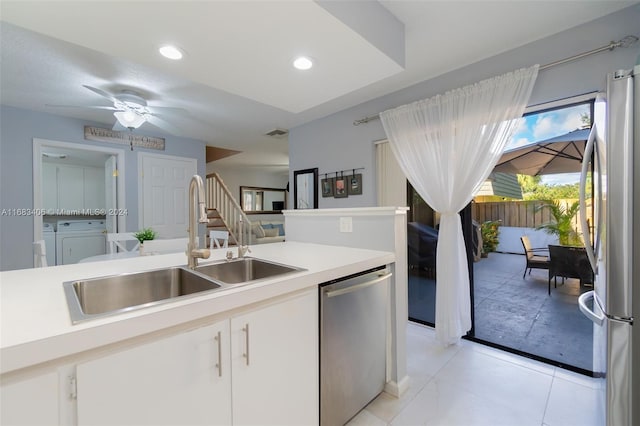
353 35 638 126
320 167 365 177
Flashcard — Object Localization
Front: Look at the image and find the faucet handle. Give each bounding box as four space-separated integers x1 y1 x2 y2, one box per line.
237 245 251 258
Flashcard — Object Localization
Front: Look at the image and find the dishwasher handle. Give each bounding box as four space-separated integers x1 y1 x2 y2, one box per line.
324 273 392 298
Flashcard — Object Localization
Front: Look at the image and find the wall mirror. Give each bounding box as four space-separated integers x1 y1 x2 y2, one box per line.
240 186 286 214
293 168 318 209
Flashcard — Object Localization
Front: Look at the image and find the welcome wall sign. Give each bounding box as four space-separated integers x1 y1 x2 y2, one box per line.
84 126 165 151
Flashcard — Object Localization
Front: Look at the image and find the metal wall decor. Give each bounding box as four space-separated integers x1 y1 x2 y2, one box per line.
320 168 364 199
321 175 334 197
84 126 165 151
347 170 362 195
334 172 348 198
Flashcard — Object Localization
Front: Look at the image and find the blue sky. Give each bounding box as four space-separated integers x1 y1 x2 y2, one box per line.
506 103 590 185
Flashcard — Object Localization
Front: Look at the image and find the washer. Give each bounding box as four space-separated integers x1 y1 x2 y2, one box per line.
56 220 107 265
42 222 56 266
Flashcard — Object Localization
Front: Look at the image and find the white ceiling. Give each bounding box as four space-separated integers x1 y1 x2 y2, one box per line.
0 1 635 170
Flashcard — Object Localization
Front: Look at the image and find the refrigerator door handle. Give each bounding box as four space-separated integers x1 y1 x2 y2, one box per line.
578 290 605 326
580 290 635 325
579 125 598 272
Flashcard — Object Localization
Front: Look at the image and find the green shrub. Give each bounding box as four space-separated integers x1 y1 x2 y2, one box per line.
481 220 501 254
535 200 582 246
134 228 157 243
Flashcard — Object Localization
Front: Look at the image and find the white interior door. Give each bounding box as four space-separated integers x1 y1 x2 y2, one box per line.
105 156 117 234
141 154 196 238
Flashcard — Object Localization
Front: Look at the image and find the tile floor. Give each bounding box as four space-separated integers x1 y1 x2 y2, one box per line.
347 322 601 426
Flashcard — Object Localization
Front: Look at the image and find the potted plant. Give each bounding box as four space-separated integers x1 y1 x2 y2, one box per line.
481 220 501 257
134 227 157 254
535 200 582 246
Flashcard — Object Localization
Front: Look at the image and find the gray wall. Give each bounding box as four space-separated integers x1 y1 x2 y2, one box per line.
0 106 206 271
288 5 640 209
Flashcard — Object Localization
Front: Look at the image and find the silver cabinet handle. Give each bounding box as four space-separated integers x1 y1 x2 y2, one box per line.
325 273 392 298
214 331 222 377
242 324 250 366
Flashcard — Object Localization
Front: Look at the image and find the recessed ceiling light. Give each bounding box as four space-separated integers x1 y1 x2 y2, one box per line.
293 56 313 70
159 45 184 60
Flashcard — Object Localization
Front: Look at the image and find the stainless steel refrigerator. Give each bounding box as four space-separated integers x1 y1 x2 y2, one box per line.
578 64 638 426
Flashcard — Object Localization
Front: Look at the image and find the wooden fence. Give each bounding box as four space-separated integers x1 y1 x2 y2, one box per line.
471 199 592 230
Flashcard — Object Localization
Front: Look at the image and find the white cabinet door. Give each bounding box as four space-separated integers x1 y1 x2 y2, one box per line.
76 321 231 426
231 289 319 426
83 166 105 210
42 162 58 211
1 370 60 425
57 165 84 211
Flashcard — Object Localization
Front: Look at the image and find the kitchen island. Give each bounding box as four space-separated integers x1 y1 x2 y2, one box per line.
1 241 394 425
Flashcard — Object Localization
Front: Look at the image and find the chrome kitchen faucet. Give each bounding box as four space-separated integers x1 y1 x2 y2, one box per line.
187 175 210 268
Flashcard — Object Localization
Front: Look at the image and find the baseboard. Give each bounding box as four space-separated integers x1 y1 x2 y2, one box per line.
384 375 410 398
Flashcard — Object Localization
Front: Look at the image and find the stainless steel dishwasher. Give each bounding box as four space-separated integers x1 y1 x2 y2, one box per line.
320 265 392 426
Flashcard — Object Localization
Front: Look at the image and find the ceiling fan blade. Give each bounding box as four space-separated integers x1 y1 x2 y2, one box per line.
45 104 117 110
146 115 181 136
83 85 117 103
148 106 191 117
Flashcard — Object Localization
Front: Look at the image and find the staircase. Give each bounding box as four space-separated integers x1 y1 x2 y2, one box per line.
205 173 251 248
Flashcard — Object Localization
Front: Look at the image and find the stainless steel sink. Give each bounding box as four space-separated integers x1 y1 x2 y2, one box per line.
195 257 305 284
64 267 222 323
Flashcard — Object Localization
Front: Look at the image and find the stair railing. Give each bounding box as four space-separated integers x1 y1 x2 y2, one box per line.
206 172 252 247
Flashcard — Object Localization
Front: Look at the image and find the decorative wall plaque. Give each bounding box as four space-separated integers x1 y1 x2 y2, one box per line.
84 126 165 151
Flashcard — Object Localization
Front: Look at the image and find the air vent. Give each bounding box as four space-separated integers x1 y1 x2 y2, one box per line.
265 128 289 138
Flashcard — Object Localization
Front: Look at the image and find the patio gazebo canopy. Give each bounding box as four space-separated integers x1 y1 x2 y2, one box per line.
494 128 590 176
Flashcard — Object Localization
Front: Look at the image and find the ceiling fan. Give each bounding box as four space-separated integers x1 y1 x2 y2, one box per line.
47 85 183 135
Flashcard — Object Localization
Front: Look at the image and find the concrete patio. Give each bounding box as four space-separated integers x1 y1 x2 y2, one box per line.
473 251 593 372
408 252 594 373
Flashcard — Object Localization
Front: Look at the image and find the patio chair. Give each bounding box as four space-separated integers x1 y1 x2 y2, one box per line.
548 245 594 295
520 235 550 279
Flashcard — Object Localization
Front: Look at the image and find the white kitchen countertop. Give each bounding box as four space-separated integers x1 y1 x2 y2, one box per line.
1 241 394 374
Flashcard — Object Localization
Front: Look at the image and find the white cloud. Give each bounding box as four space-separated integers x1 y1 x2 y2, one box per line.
531 106 588 141
506 137 531 150
514 117 528 134
532 115 555 139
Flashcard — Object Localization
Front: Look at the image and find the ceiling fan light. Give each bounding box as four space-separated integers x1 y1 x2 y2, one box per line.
293 56 313 70
114 110 146 129
159 45 183 60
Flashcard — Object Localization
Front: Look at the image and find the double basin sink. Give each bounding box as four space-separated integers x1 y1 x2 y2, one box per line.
63 257 305 324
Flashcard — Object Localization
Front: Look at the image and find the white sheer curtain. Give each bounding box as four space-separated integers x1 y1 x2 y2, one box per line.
380 66 538 344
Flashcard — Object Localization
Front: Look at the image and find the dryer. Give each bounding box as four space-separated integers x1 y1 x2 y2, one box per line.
56 220 106 265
